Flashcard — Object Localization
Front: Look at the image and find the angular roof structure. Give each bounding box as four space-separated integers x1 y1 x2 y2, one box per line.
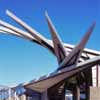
0 10 100 100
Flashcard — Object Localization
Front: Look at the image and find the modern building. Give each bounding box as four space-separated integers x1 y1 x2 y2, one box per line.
0 10 100 100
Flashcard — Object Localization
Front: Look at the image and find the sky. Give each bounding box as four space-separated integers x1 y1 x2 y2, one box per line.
0 0 99 86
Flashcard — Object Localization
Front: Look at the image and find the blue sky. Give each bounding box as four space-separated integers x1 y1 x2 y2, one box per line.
0 0 99 85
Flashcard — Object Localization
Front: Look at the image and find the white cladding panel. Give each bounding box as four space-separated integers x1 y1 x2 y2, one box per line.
92 65 100 87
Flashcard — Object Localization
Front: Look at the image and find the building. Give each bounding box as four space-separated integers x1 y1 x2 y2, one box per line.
0 10 100 100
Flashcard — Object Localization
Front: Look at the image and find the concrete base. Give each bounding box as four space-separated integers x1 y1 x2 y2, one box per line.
90 87 100 100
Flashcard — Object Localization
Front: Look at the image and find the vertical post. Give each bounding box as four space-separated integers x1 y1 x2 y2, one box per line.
84 68 92 100
8 88 11 100
61 84 66 100
76 85 80 100
14 91 17 100
96 65 99 87
73 85 80 100
41 90 48 100
73 86 76 100
85 76 90 100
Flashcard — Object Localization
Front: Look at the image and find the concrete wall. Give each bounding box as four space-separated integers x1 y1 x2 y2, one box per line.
90 87 100 100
